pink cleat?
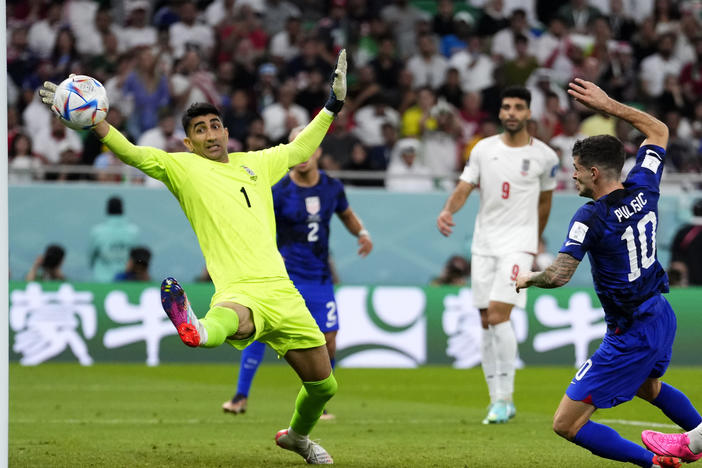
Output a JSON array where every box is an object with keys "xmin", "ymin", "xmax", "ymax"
[{"xmin": 643, "ymin": 430, "xmax": 702, "ymax": 463}]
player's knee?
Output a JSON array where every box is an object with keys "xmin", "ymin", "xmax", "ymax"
[{"xmin": 552, "ymin": 415, "xmax": 576, "ymax": 440}]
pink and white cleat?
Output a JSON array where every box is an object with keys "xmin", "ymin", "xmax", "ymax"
[
  {"xmin": 275, "ymin": 429, "xmax": 333, "ymax": 464},
  {"xmin": 642, "ymin": 430, "xmax": 702, "ymax": 463}
]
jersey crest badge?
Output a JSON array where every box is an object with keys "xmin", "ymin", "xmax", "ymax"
[
  {"xmin": 305, "ymin": 196, "xmax": 321, "ymax": 215},
  {"xmin": 520, "ymin": 159, "xmax": 530, "ymax": 176},
  {"xmin": 240, "ymin": 165, "xmax": 257, "ymax": 181}
]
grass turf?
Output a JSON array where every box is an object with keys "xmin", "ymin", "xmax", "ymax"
[{"xmin": 9, "ymin": 364, "xmax": 702, "ymax": 467}]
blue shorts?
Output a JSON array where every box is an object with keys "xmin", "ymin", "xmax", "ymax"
[
  {"xmin": 566, "ymin": 294, "xmax": 676, "ymax": 409},
  {"xmin": 293, "ymin": 281, "xmax": 338, "ymax": 333}
]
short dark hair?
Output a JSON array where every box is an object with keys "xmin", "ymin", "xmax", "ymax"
[
  {"xmin": 107, "ymin": 196, "xmax": 123, "ymax": 215},
  {"xmin": 182, "ymin": 102, "xmax": 222, "ymax": 135},
  {"xmin": 130, "ymin": 247, "xmax": 151, "ymax": 266},
  {"xmin": 500, "ymin": 86, "xmax": 531, "ymax": 107},
  {"xmin": 42, "ymin": 244, "xmax": 65, "ymax": 269},
  {"xmin": 572, "ymin": 135, "xmax": 625, "ymax": 177}
]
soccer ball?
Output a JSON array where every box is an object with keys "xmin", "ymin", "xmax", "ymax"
[{"xmin": 52, "ymin": 75, "xmax": 109, "ymax": 130}]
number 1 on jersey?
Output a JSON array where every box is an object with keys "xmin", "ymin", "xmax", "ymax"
[{"xmin": 240, "ymin": 187, "xmax": 251, "ymax": 207}]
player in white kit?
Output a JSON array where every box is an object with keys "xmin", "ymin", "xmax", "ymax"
[{"xmin": 437, "ymin": 86, "xmax": 559, "ymax": 424}]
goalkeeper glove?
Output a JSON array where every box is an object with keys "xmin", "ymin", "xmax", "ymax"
[
  {"xmin": 38, "ymin": 81, "xmax": 58, "ymax": 111},
  {"xmin": 324, "ymin": 49, "xmax": 347, "ymax": 114}
]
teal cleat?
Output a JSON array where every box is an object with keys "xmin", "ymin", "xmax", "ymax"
[
  {"xmin": 507, "ymin": 402, "xmax": 516, "ymax": 420},
  {"xmin": 482, "ymin": 400, "xmax": 509, "ymax": 424}
]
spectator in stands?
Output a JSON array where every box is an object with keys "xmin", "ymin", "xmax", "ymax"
[
  {"xmin": 89, "ymin": 196, "xmax": 141, "ymax": 283},
  {"xmin": 664, "ymin": 109, "xmax": 699, "ymax": 172},
  {"xmin": 601, "ymin": 41, "xmax": 638, "ymax": 103},
  {"xmin": 369, "ymin": 36, "xmax": 403, "ymax": 93},
  {"xmin": 261, "ymin": 0, "xmax": 301, "ymax": 37},
  {"xmin": 286, "ymin": 37, "xmax": 333, "ymax": 84},
  {"xmin": 346, "ymin": 64, "xmax": 382, "ymax": 113},
  {"xmin": 171, "ymin": 49, "xmax": 218, "ymax": 117},
  {"xmin": 122, "ymin": 46, "xmax": 171, "ymax": 137},
  {"xmin": 458, "ymin": 91, "xmax": 489, "ymax": 141},
  {"xmin": 50, "ymin": 28, "xmax": 80, "ymax": 82},
  {"xmin": 368, "ymin": 121, "xmax": 399, "ymax": 171},
  {"xmin": 549, "ymin": 110, "xmax": 586, "ymax": 178},
  {"xmin": 401, "ymin": 86, "xmax": 437, "ymax": 138},
  {"xmin": 385, "ymin": 138, "xmax": 433, "ymax": 192},
  {"xmin": 8, "ymin": 26, "xmax": 38, "ymax": 90},
  {"xmin": 449, "ymin": 35, "xmax": 496, "ymax": 95},
  {"xmin": 9, "ymin": 133, "xmax": 44, "ymax": 184},
  {"xmin": 320, "ymin": 110, "xmax": 360, "ymax": 171},
  {"xmin": 34, "ymin": 117, "xmax": 82, "ymax": 168},
  {"xmin": 342, "ymin": 142, "xmax": 383, "ymax": 187},
  {"xmin": 120, "ymin": 0, "xmax": 157, "ymax": 50},
  {"xmin": 222, "ymin": 89, "xmax": 258, "ymax": 146},
  {"xmin": 26, "ymin": 244, "xmax": 66, "ymax": 281},
  {"xmin": 437, "ymin": 67, "xmax": 463, "ymax": 109},
  {"xmin": 670, "ymin": 198, "xmax": 702, "ymax": 286},
  {"xmin": 606, "ymin": 0, "xmax": 637, "ymax": 41},
  {"xmin": 491, "ymin": 9, "xmax": 535, "ymax": 63},
  {"xmin": 380, "ymin": 0, "xmax": 428, "ymax": 59},
  {"xmin": 421, "ymin": 100, "xmax": 461, "ymax": 189},
  {"xmin": 269, "ymin": 15, "xmax": 303, "ymax": 67},
  {"xmin": 557, "ymin": 0, "xmax": 601, "ymax": 34},
  {"xmin": 27, "ymin": 1, "xmax": 63, "ymax": 59},
  {"xmin": 169, "ymin": 1, "xmax": 215, "ymax": 60},
  {"xmin": 476, "ymin": 0, "xmax": 509, "ymax": 38},
  {"xmin": 262, "ymin": 79, "xmax": 309, "ymax": 144},
  {"xmin": 406, "ymin": 32, "xmax": 448, "ymax": 90},
  {"xmin": 115, "ymin": 246, "xmax": 152, "ymax": 282},
  {"xmin": 353, "ymin": 94, "xmax": 401, "ymax": 147},
  {"xmin": 680, "ymin": 35, "xmax": 702, "ymax": 106},
  {"xmin": 74, "ymin": 5, "xmax": 119, "ymax": 57},
  {"xmin": 431, "ymin": 254, "xmax": 470, "ymax": 286},
  {"xmin": 497, "ymin": 33, "xmax": 539, "ymax": 88},
  {"xmin": 137, "ymin": 110, "xmax": 186, "ymax": 153},
  {"xmin": 640, "ymin": 31, "xmax": 682, "ymax": 100},
  {"xmin": 295, "ymin": 69, "xmax": 328, "ymax": 116}
]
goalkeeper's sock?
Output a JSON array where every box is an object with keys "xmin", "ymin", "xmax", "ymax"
[
  {"xmin": 236, "ymin": 340, "xmax": 266, "ymax": 397},
  {"xmin": 289, "ymin": 373, "xmax": 338, "ymax": 436},
  {"xmin": 574, "ymin": 420, "xmax": 655, "ymax": 466},
  {"xmin": 200, "ymin": 305, "xmax": 240, "ymax": 348},
  {"xmin": 651, "ymin": 383, "xmax": 702, "ymax": 431},
  {"xmin": 480, "ymin": 327, "xmax": 498, "ymax": 404},
  {"xmin": 492, "ymin": 321, "xmax": 517, "ymax": 402}
]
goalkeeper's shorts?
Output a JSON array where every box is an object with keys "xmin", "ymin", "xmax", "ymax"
[{"xmin": 211, "ymin": 278, "xmax": 326, "ymax": 357}]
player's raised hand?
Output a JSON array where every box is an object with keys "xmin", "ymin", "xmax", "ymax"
[
  {"xmin": 324, "ymin": 49, "xmax": 347, "ymax": 113},
  {"xmin": 38, "ymin": 81, "xmax": 58, "ymax": 109},
  {"xmin": 437, "ymin": 210, "xmax": 455, "ymax": 237},
  {"xmin": 357, "ymin": 232, "xmax": 373, "ymax": 257},
  {"xmin": 567, "ymin": 78, "xmax": 612, "ymax": 113}
]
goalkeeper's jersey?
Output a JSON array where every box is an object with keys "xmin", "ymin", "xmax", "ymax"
[{"xmin": 101, "ymin": 111, "xmax": 333, "ymax": 293}]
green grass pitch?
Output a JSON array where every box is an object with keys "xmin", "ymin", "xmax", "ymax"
[{"xmin": 9, "ymin": 364, "xmax": 702, "ymax": 467}]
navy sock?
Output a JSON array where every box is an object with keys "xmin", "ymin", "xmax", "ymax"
[
  {"xmin": 236, "ymin": 340, "xmax": 266, "ymax": 397},
  {"xmin": 574, "ymin": 420, "xmax": 654, "ymax": 467},
  {"xmin": 651, "ymin": 383, "xmax": 702, "ymax": 431},
  {"xmin": 330, "ymin": 357, "xmax": 335, "ymax": 371}
]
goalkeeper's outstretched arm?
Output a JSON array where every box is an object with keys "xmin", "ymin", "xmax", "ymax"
[
  {"xmin": 286, "ymin": 49, "xmax": 347, "ymax": 168},
  {"xmin": 40, "ymin": 81, "xmax": 155, "ymax": 167}
]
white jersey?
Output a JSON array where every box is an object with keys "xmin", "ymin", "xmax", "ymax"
[{"xmin": 460, "ymin": 134, "xmax": 559, "ymax": 256}]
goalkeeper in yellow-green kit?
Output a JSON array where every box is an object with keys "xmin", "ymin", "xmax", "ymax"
[{"xmin": 39, "ymin": 50, "xmax": 349, "ymax": 465}]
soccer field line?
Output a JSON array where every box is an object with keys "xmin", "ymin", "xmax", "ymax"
[
  {"xmin": 11, "ymin": 417, "xmax": 468, "ymax": 425},
  {"xmin": 597, "ymin": 419, "xmax": 679, "ymax": 429}
]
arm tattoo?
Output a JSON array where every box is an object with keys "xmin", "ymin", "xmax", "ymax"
[{"xmin": 529, "ymin": 253, "xmax": 580, "ymax": 289}]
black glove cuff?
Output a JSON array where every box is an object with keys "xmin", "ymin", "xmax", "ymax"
[{"xmin": 324, "ymin": 89, "xmax": 344, "ymax": 113}]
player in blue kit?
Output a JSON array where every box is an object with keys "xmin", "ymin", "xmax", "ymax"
[
  {"xmin": 516, "ymin": 78, "xmax": 701, "ymax": 468},
  {"xmin": 222, "ymin": 126, "xmax": 373, "ymax": 416}
]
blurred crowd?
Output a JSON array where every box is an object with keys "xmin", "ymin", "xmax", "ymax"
[{"xmin": 6, "ymin": 0, "xmax": 702, "ymax": 190}]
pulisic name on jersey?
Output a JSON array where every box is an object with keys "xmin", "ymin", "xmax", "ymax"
[{"xmin": 614, "ymin": 192, "xmax": 647, "ymax": 223}]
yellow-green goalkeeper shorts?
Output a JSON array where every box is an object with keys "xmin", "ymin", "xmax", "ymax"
[{"xmin": 210, "ymin": 278, "xmax": 325, "ymax": 357}]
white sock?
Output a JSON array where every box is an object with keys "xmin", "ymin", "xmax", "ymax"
[
  {"xmin": 187, "ymin": 303, "xmax": 208, "ymax": 345},
  {"xmin": 688, "ymin": 423, "xmax": 702, "ymax": 453},
  {"xmin": 480, "ymin": 327, "xmax": 498, "ymax": 404},
  {"xmin": 492, "ymin": 321, "xmax": 517, "ymax": 402},
  {"xmin": 287, "ymin": 427, "xmax": 309, "ymax": 444}
]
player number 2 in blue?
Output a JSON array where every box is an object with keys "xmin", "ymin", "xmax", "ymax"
[
  {"xmin": 307, "ymin": 222, "xmax": 319, "ymax": 242},
  {"xmin": 620, "ymin": 211, "xmax": 657, "ymax": 282},
  {"xmin": 325, "ymin": 301, "xmax": 337, "ymax": 328}
]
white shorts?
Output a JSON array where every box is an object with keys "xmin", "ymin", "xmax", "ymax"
[{"xmin": 471, "ymin": 252, "xmax": 533, "ymax": 309}]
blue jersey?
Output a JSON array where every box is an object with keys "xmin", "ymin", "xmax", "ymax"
[
  {"xmin": 273, "ymin": 171, "xmax": 349, "ymax": 284},
  {"xmin": 559, "ymin": 145, "xmax": 669, "ymax": 330}
]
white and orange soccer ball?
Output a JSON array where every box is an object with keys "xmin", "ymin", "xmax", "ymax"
[{"xmin": 51, "ymin": 75, "xmax": 109, "ymax": 130}]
